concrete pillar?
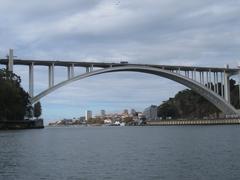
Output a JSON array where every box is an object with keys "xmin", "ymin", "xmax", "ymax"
[
  {"xmin": 206, "ymin": 71, "xmax": 209, "ymax": 87},
  {"xmin": 48, "ymin": 64, "xmax": 54, "ymax": 87},
  {"xmin": 202, "ymin": 72, "xmax": 204, "ymax": 85},
  {"xmin": 194, "ymin": 69, "xmax": 196, "ymax": 80},
  {"xmin": 8, "ymin": 49, "xmax": 14, "ymax": 72},
  {"xmin": 48, "ymin": 66, "xmax": 52, "ymax": 88},
  {"xmin": 216, "ymin": 72, "xmax": 219, "ymax": 94},
  {"xmin": 67, "ymin": 66, "xmax": 71, "ymax": 80},
  {"xmin": 90, "ymin": 64, "xmax": 94, "ymax": 72},
  {"xmin": 86, "ymin": 67, "xmax": 90, "ymax": 73},
  {"xmin": 221, "ymin": 72, "xmax": 224, "ymax": 98},
  {"xmin": 71, "ymin": 64, "xmax": 74, "ymax": 78},
  {"xmin": 224, "ymin": 71, "xmax": 230, "ymax": 102},
  {"xmin": 52, "ymin": 64, "xmax": 55, "ymax": 86},
  {"xmin": 29, "ymin": 63, "xmax": 34, "ymax": 97},
  {"xmin": 209, "ymin": 70, "xmax": 212, "ymax": 89},
  {"xmin": 200, "ymin": 72, "xmax": 202, "ymax": 84},
  {"xmin": 214, "ymin": 72, "xmax": 217, "ymax": 93}
]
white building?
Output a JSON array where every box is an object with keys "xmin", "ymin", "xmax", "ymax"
[
  {"xmin": 85, "ymin": 110, "xmax": 92, "ymax": 121},
  {"xmin": 104, "ymin": 119, "xmax": 112, "ymax": 124}
]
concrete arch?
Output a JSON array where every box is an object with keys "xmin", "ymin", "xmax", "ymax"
[{"xmin": 31, "ymin": 65, "xmax": 239, "ymax": 115}]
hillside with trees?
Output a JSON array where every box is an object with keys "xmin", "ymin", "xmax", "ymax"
[
  {"xmin": 0, "ymin": 69, "xmax": 32, "ymax": 121},
  {"xmin": 158, "ymin": 79, "xmax": 239, "ymax": 119}
]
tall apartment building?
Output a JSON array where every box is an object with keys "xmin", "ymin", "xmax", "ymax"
[{"xmin": 85, "ymin": 110, "xmax": 92, "ymax": 121}]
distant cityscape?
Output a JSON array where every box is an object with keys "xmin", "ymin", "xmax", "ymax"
[{"xmin": 49, "ymin": 105, "xmax": 161, "ymax": 126}]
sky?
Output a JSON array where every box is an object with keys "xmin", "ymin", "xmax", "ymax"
[{"xmin": 0, "ymin": 0, "xmax": 240, "ymax": 123}]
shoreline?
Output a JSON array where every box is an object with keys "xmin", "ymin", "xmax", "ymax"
[
  {"xmin": 47, "ymin": 119, "xmax": 240, "ymax": 127},
  {"xmin": 0, "ymin": 119, "xmax": 44, "ymax": 130},
  {"xmin": 146, "ymin": 119, "xmax": 240, "ymax": 126}
]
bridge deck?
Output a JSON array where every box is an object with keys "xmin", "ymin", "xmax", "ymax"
[{"xmin": 0, "ymin": 59, "xmax": 238, "ymax": 73}]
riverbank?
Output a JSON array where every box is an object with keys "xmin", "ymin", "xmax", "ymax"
[
  {"xmin": 0, "ymin": 119, "xmax": 44, "ymax": 130},
  {"xmin": 146, "ymin": 119, "xmax": 240, "ymax": 126}
]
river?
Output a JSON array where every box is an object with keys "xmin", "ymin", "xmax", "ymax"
[{"xmin": 0, "ymin": 125, "xmax": 240, "ymax": 180}]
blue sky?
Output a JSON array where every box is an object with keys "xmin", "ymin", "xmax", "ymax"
[{"xmin": 0, "ymin": 0, "xmax": 240, "ymax": 122}]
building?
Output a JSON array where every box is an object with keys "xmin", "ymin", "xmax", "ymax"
[
  {"xmin": 130, "ymin": 109, "xmax": 136, "ymax": 116},
  {"xmin": 143, "ymin": 105, "xmax": 158, "ymax": 121},
  {"xmin": 123, "ymin": 109, "xmax": 128, "ymax": 115},
  {"xmin": 85, "ymin": 110, "xmax": 92, "ymax": 121},
  {"xmin": 101, "ymin": 110, "xmax": 106, "ymax": 117}
]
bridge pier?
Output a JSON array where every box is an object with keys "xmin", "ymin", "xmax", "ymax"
[
  {"xmin": 221, "ymin": 72, "xmax": 224, "ymax": 97},
  {"xmin": 213, "ymin": 72, "xmax": 217, "ymax": 93},
  {"xmin": 224, "ymin": 71, "xmax": 230, "ymax": 103},
  {"xmin": 29, "ymin": 63, "xmax": 34, "ymax": 97},
  {"xmin": 71, "ymin": 64, "xmax": 74, "ymax": 78},
  {"xmin": 209, "ymin": 70, "xmax": 212, "ymax": 89},
  {"xmin": 193, "ymin": 69, "xmax": 196, "ymax": 80},
  {"xmin": 7, "ymin": 49, "xmax": 14, "ymax": 72},
  {"xmin": 216, "ymin": 72, "xmax": 219, "ymax": 94},
  {"xmin": 206, "ymin": 71, "xmax": 209, "ymax": 87},
  {"xmin": 48, "ymin": 64, "xmax": 55, "ymax": 88},
  {"xmin": 67, "ymin": 66, "xmax": 71, "ymax": 80},
  {"xmin": 202, "ymin": 72, "xmax": 205, "ymax": 85},
  {"xmin": 86, "ymin": 67, "xmax": 90, "ymax": 73}
]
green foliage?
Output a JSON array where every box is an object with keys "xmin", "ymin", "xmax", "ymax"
[
  {"xmin": 158, "ymin": 79, "xmax": 240, "ymax": 119},
  {"xmin": 34, "ymin": 102, "xmax": 42, "ymax": 119},
  {"xmin": 0, "ymin": 69, "xmax": 31, "ymax": 121}
]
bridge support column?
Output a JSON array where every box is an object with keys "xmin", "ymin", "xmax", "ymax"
[
  {"xmin": 209, "ymin": 70, "xmax": 212, "ymax": 90},
  {"xmin": 202, "ymin": 72, "xmax": 205, "ymax": 85},
  {"xmin": 206, "ymin": 71, "xmax": 209, "ymax": 87},
  {"xmin": 199, "ymin": 72, "xmax": 202, "ymax": 84},
  {"xmin": 71, "ymin": 64, "xmax": 74, "ymax": 78},
  {"xmin": 48, "ymin": 64, "xmax": 54, "ymax": 88},
  {"xmin": 29, "ymin": 63, "xmax": 34, "ymax": 97},
  {"xmin": 221, "ymin": 72, "xmax": 224, "ymax": 98},
  {"xmin": 67, "ymin": 66, "xmax": 71, "ymax": 80},
  {"xmin": 213, "ymin": 72, "xmax": 216, "ymax": 93},
  {"xmin": 224, "ymin": 71, "xmax": 230, "ymax": 103},
  {"xmin": 216, "ymin": 72, "xmax": 219, "ymax": 94},
  {"xmin": 86, "ymin": 67, "xmax": 90, "ymax": 73},
  {"xmin": 8, "ymin": 49, "xmax": 14, "ymax": 72}
]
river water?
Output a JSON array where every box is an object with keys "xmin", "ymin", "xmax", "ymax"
[{"xmin": 0, "ymin": 125, "xmax": 240, "ymax": 180}]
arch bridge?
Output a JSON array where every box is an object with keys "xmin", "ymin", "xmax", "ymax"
[{"xmin": 1, "ymin": 49, "xmax": 240, "ymax": 115}]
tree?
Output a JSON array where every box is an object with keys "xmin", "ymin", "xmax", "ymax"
[
  {"xmin": 158, "ymin": 88, "xmax": 222, "ymax": 119},
  {"xmin": 34, "ymin": 102, "xmax": 42, "ymax": 119},
  {"xmin": 0, "ymin": 69, "xmax": 32, "ymax": 121}
]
